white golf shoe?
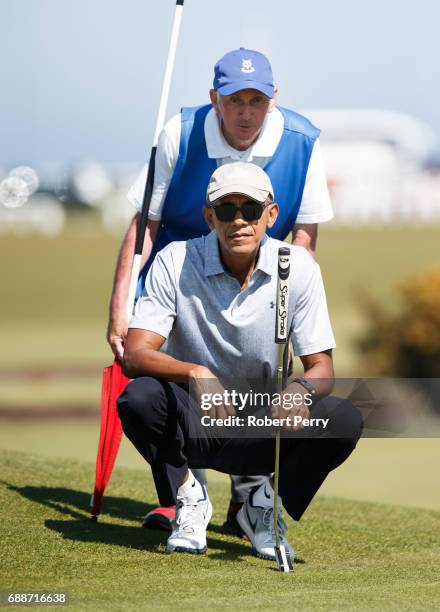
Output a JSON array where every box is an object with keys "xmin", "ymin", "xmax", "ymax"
[
  {"xmin": 166, "ymin": 484, "xmax": 212, "ymax": 554},
  {"xmin": 237, "ymin": 483, "xmax": 295, "ymax": 562}
]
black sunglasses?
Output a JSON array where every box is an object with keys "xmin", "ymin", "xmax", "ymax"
[{"xmin": 209, "ymin": 199, "xmax": 269, "ymax": 222}]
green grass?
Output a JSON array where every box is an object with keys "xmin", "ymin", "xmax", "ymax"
[
  {"xmin": 2, "ymin": 222, "xmax": 439, "ymax": 609},
  {"xmin": 1, "ymin": 449, "xmax": 439, "ymax": 611},
  {"xmin": 0, "ymin": 322, "xmax": 109, "ymax": 370},
  {"xmin": 0, "ymin": 422, "xmax": 439, "ymax": 512},
  {"xmin": 0, "ymin": 376, "xmax": 101, "ymax": 408},
  {"xmin": 319, "ymin": 224, "xmax": 440, "ymax": 310},
  {"xmin": 318, "ymin": 225, "xmax": 440, "ymax": 375},
  {"xmin": 1, "ymin": 217, "xmax": 118, "ymax": 323},
  {"xmin": 3, "ymin": 222, "xmax": 438, "ymax": 325}
]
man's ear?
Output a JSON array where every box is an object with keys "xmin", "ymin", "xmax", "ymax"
[
  {"xmin": 209, "ymin": 89, "xmax": 221, "ymax": 115},
  {"xmin": 268, "ymin": 86, "xmax": 279, "ymax": 113},
  {"xmin": 203, "ymin": 205, "xmax": 215, "ymax": 230},
  {"xmin": 266, "ymin": 203, "xmax": 279, "ymax": 228}
]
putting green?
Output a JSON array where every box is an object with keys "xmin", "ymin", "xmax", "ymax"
[
  {"xmin": 1, "ymin": 449, "xmax": 439, "ymax": 611},
  {"xmin": 0, "ymin": 422, "xmax": 438, "ymax": 511}
]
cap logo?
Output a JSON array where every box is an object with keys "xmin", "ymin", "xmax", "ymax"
[{"xmin": 241, "ymin": 59, "xmax": 255, "ymax": 74}]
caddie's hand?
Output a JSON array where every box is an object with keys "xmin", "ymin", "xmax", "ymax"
[
  {"xmin": 189, "ymin": 365, "xmax": 236, "ymax": 419},
  {"xmin": 271, "ymin": 382, "xmax": 311, "ymax": 430},
  {"xmin": 106, "ymin": 315, "xmax": 129, "ymax": 361}
]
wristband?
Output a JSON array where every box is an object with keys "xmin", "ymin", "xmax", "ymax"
[{"xmin": 292, "ymin": 377, "xmax": 317, "ymax": 399}]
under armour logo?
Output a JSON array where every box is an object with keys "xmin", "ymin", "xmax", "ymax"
[
  {"xmin": 270, "ymin": 301, "xmax": 275, "ymax": 308},
  {"xmin": 241, "ymin": 59, "xmax": 255, "ymax": 74}
]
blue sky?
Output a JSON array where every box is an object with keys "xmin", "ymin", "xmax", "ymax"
[{"xmin": 1, "ymin": 0, "xmax": 439, "ymax": 168}]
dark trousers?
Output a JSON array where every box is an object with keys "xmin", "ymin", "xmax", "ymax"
[{"xmin": 117, "ymin": 377, "xmax": 363, "ymax": 521}]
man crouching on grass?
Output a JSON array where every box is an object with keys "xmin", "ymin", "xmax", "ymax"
[{"xmin": 117, "ymin": 162, "xmax": 362, "ymax": 560}]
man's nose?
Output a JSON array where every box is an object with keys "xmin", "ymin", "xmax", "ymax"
[
  {"xmin": 231, "ymin": 209, "xmax": 248, "ymax": 223},
  {"xmin": 239, "ymin": 103, "xmax": 252, "ymax": 119}
]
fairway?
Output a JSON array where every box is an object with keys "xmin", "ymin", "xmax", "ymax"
[
  {"xmin": 1, "ymin": 223, "xmax": 439, "ymax": 377},
  {"xmin": 1, "ymin": 449, "xmax": 439, "ymax": 611}
]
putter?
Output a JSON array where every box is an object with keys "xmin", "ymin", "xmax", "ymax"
[{"xmin": 273, "ymin": 246, "xmax": 294, "ymax": 573}]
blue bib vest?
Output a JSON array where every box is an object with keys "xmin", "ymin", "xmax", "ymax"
[{"xmin": 136, "ymin": 104, "xmax": 320, "ymax": 299}]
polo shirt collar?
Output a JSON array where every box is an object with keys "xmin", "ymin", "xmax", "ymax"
[
  {"xmin": 254, "ymin": 235, "xmax": 274, "ymax": 277},
  {"xmin": 204, "ymin": 231, "xmax": 273, "ymax": 278},
  {"xmin": 204, "ymin": 107, "xmax": 283, "ymax": 161},
  {"xmin": 204, "ymin": 230, "xmax": 225, "ymax": 277}
]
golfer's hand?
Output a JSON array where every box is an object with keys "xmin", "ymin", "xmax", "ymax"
[
  {"xmin": 271, "ymin": 382, "xmax": 310, "ymax": 430},
  {"xmin": 107, "ymin": 315, "xmax": 128, "ymax": 361},
  {"xmin": 189, "ymin": 366, "xmax": 235, "ymax": 419}
]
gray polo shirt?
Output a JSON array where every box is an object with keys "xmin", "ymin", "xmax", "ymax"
[{"xmin": 130, "ymin": 231, "xmax": 335, "ymax": 380}]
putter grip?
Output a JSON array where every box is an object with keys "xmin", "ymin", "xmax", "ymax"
[{"xmin": 275, "ymin": 247, "xmax": 290, "ymax": 344}]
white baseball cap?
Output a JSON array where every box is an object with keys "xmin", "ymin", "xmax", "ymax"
[{"xmin": 206, "ymin": 162, "xmax": 274, "ymax": 203}]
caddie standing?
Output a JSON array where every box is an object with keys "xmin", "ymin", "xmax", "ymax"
[{"xmin": 107, "ymin": 48, "xmax": 334, "ymax": 534}]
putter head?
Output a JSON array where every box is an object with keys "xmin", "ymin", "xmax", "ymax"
[{"xmin": 275, "ymin": 545, "xmax": 294, "ymax": 573}]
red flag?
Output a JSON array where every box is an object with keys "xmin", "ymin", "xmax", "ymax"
[{"xmin": 91, "ymin": 359, "xmax": 130, "ymax": 519}]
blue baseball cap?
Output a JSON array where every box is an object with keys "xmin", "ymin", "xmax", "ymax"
[{"xmin": 213, "ymin": 48, "xmax": 275, "ymax": 98}]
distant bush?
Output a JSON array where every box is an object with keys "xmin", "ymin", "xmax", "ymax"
[{"xmin": 356, "ymin": 268, "xmax": 440, "ymax": 377}]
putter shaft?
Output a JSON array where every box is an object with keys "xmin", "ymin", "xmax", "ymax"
[
  {"xmin": 273, "ymin": 344, "xmax": 284, "ymax": 551},
  {"xmin": 273, "ymin": 247, "xmax": 293, "ymax": 573}
]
